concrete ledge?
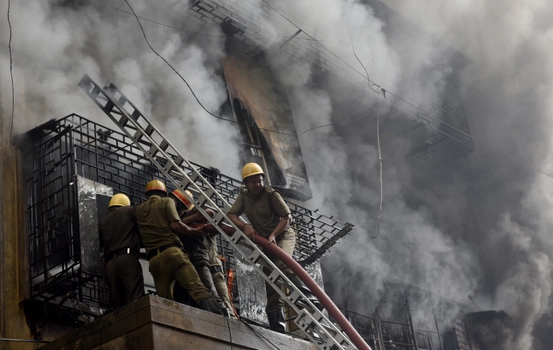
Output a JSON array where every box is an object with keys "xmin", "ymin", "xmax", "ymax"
[{"xmin": 39, "ymin": 295, "xmax": 317, "ymax": 350}]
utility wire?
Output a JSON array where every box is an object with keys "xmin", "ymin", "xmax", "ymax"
[
  {"xmin": 97, "ymin": 0, "xmax": 330, "ymax": 43},
  {"xmin": 241, "ymin": 320, "xmax": 280, "ymax": 350},
  {"xmin": 121, "ymin": 0, "xmax": 360, "ymax": 138},
  {"xmin": 123, "ymin": 0, "xmax": 553, "ymax": 181},
  {"xmin": 8, "ymin": 0, "xmax": 15, "ymax": 144},
  {"xmin": 123, "ymin": 0, "xmax": 296, "ymax": 137},
  {"xmin": 224, "ymin": 316, "xmax": 234, "ymax": 350},
  {"xmin": 348, "ymin": 29, "xmax": 385, "ymax": 238},
  {"xmin": 261, "ymin": 0, "xmax": 553, "ymax": 182},
  {"xmin": 373, "ymin": 89, "xmax": 383, "ymax": 239},
  {"xmin": 348, "ymin": 29, "xmax": 380, "ymax": 94}
]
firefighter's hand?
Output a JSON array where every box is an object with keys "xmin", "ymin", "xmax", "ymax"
[
  {"xmin": 243, "ymin": 224, "xmax": 255, "ymax": 239},
  {"xmin": 189, "ymin": 225, "xmax": 208, "ymax": 237},
  {"xmin": 267, "ymin": 234, "xmax": 276, "ymax": 245}
]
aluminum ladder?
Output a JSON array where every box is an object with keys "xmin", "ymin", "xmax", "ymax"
[{"xmin": 78, "ymin": 74, "xmax": 358, "ymax": 350}]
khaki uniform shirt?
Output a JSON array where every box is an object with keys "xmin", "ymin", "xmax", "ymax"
[
  {"xmin": 228, "ymin": 186, "xmax": 294, "ymax": 238},
  {"xmin": 99, "ymin": 206, "xmax": 140, "ymax": 256},
  {"xmin": 136, "ymin": 195, "xmax": 183, "ymax": 254}
]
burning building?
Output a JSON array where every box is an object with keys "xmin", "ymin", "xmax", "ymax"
[{"xmin": 1, "ymin": 0, "xmax": 540, "ymax": 349}]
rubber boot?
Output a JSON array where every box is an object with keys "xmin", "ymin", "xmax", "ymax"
[
  {"xmin": 221, "ymin": 307, "xmax": 231, "ymax": 318},
  {"xmin": 199, "ymin": 297, "xmax": 224, "ymax": 315},
  {"xmin": 267, "ymin": 310, "xmax": 286, "ymax": 333},
  {"xmin": 289, "ymin": 276, "xmax": 323, "ymax": 310}
]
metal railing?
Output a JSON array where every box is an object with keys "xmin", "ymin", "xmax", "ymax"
[{"xmin": 24, "ymin": 113, "xmax": 354, "ymax": 315}]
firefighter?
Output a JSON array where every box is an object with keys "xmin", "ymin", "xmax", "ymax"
[
  {"xmin": 99, "ymin": 193, "xmax": 145, "ymax": 309},
  {"xmin": 169, "ymin": 189, "xmax": 228, "ymax": 316},
  {"xmin": 136, "ymin": 179, "xmax": 222, "ymax": 315},
  {"xmin": 228, "ymin": 162, "xmax": 319, "ymax": 333},
  {"xmin": 205, "ymin": 233, "xmax": 239, "ymax": 319}
]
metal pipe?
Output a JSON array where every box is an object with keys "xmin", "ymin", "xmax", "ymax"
[{"xmin": 202, "ymin": 223, "xmax": 372, "ymax": 350}]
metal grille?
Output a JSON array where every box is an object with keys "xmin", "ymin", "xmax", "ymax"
[
  {"xmin": 339, "ymin": 309, "xmax": 445, "ymax": 350},
  {"xmin": 24, "ymin": 113, "xmax": 353, "ymax": 312}
]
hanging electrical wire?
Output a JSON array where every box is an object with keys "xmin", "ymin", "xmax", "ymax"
[
  {"xmin": 347, "ymin": 28, "xmax": 385, "ymax": 238},
  {"xmin": 373, "ymin": 89, "xmax": 384, "ymax": 239},
  {"xmin": 8, "ymin": 0, "xmax": 15, "ymax": 144},
  {"xmin": 120, "ymin": 0, "xmax": 553, "ymax": 181}
]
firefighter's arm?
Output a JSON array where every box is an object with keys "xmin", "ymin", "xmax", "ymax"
[
  {"xmin": 170, "ymin": 220, "xmax": 207, "ymax": 238},
  {"xmin": 228, "ymin": 213, "xmax": 255, "ymax": 239},
  {"xmin": 267, "ymin": 214, "xmax": 292, "ymax": 244},
  {"xmin": 182, "ymin": 208, "xmax": 214, "ymax": 225}
]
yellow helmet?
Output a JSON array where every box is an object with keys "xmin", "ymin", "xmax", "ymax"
[
  {"xmin": 145, "ymin": 179, "xmax": 167, "ymax": 194},
  {"xmin": 172, "ymin": 189, "xmax": 195, "ymax": 210},
  {"xmin": 109, "ymin": 193, "xmax": 131, "ymax": 208},
  {"xmin": 241, "ymin": 162, "xmax": 264, "ymax": 181}
]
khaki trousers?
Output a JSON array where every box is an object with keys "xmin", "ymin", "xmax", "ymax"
[
  {"xmin": 106, "ymin": 254, "xmax": 145, "ymax": 309},
  {"xmin": 212, "ymin": 270, "xmax": 237, "ymax": 317},
  {"xmin": 263, "ymin": 231, "xmax": 296, "ymax": 314},
  {"xmin": 148, "ymin": 247, "xmax": 211, "ymax": 303}
]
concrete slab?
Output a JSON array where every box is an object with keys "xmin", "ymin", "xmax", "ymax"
[{"xmin": 38, "ymin": 295, "xmax": 317, "ymax": 350}]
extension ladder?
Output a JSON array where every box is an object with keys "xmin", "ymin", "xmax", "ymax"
[{"xmin": 78, "ymin": 74, "xmax": 360, "ymax": 350}]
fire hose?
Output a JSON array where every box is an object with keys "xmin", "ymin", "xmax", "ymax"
[{"xmin": 197, "ymin": 223, "xmax": 371, "ymax": 350}]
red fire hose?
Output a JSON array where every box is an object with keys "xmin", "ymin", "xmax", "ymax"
[{"xmin": 198, "ymin": 223, "xmax": 371, "ymax": 350}]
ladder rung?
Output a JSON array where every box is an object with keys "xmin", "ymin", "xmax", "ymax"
[
  {"xmin": 174, "ymin": 155, "xmax": 184, "ymax": 168},
  {"xmin": 212, "ymin": 211, "xmax": 225, "ymax": 225},
  {"xmin": 267, "ymin": 268, "xmax": 281, "ymax": 283},
  {"xmin": 131, "ymin": 109, "xmax": 141, "ymax": 122},
  {"xmin": 164, "ymin": 160, "xmax": 175, "ymax": 173},
  {"xmin": 248, "ymin": 249, "xmax": 262, "ymax": 264},
  {"xmin": 178, "ymin": 179, "xmax": 192, "ymax": 189},
  {"xmin": 145, "ymin": 125, "xmax": 155, "ymax": 137},
  {"xmin": 287, "ymin": 289, "xmax": 302, "ymax": 304},
  {"xmin": 132, "ymin": 129, "xmax": 143, "ymax": 143}
]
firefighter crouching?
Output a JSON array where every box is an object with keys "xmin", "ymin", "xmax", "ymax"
[
  {"xmin": 169, "ymin": 189, "xmax": 228, "ymax": 317},
  {"xmin": 228, "ymin": 162, "xmax": 320, "ymax": 333},
  {"xmin": 99, "ymin": 193, "xmax": 145, "ymax": 309},
  {"xmin": 136, "ymin": 179, "xmax": 222, "ymax": 315}
]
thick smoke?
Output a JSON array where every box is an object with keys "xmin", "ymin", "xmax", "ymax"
[
  {"xmin": 246, "ymin": 0, "xmax": 553, "ymax": 349},
  {"xmin": 3, "ymin": 0, "xmax": 553, "ymax": 349},
  {"xmin": 0, "ymin": 0, "xmax": 241, "ymax": 175}
]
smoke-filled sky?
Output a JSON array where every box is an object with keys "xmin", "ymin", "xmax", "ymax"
[{"xmin": 2, "ymin": 0, "xmax": 553, "ymax": 349}]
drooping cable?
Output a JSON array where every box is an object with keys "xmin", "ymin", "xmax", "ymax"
[
  {"xmin": 96, "ymin": 0, "xmax": 326, "ymax": 43},
  {"xmin": 348, "ymin": 30, "xmax": 380, "ymax": 94},
  {"xmin": 122, "ymin": 0, "xmax": 297, "ymax": 136},
  {"xmin": 241, "ymin": 320, "xmax": 280, "ymax": 350},
  {"xmin": 373, "ymin": 89, "xmax": 383, "ymax": 239},
  {"xmin": 347, "ymin": 26, "xmax": 385, "ymax": 238},
  {"xmin": 224, "ymin": 316, "xmax": 234, "ymax": 350},
  {"xmin": 121, "ymin": 0, "xmax": 553, "ymax": 181},
  {"xmin": 7, "ymin": 0, "xmax": 15, "ymax": 144},
  {"xmin": 260, "ymin": 0, "xmax": 553, "ymax": 182}
]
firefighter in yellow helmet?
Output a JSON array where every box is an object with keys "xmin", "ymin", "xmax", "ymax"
[
  {"xmin": 228, "ymin": 162, "xmax": 313, "ymax": 332},
  {"xmin": 172, "ymin": 189, "xmax": 237, "ymax": 318},
  {"xmin": 136, "ymin": 180, "xmax": 222, "ymax": 315},
  {"xmin": 170, "ymin": 189, "xmax": 227, "ymax": 316},
  {"xmin": 99, "ymin": 193, "xmax": 145, "ymax": 309}
]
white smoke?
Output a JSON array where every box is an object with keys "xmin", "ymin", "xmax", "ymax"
[
  {"xmin": 3, "ymin": 0, "xmax": 553, "ymax": 348},
  {"xmin": 0, "ymin": 0, "xmax": 241, "ymax": 175},
  {"xmin": 242, "ymin": 0, "xmax": 553, "ymax": 348}
]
